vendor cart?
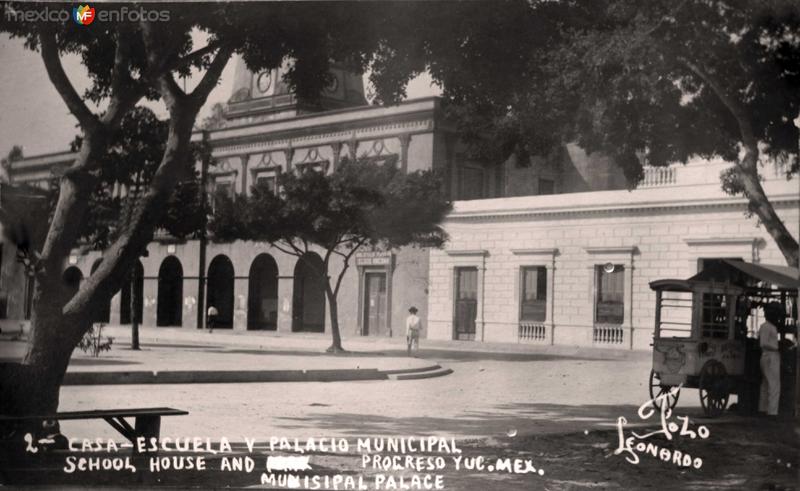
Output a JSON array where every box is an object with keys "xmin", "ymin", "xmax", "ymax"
[{"xmin": 649, "ymin": 259, "xmax": 798, "ymax": 417}]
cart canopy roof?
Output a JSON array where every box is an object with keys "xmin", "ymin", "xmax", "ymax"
[
  {"xmin": 650, "ymin": 260, "xmax": 800, "ymax": 291},
  {"xmin": 690, "ymin": 259, "xmax": 799, "ymax": 289}
]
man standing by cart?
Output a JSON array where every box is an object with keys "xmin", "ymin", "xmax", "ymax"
[{"xmin": 759, "ymin": 303, "xmax": 783, "ymax": 417}]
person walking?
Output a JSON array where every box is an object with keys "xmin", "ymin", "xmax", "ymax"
[
  {"xmin": 207, "ymin": 304, "xmax": 218, "ymax": 333},
  {"xmin": 758, "ymin": 303, "xmax": 782, "ymax": 417},
  {"xmin": 406, "ymin": 306, "xmax": 421, "ymax": 356}
]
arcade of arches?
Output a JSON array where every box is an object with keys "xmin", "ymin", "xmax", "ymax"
[
  {"xmin": 207, "ymin": 255, "xmax": 235, "ymax": 329},
  {"xmin": 59, "ymin": 253, "xmax": 332, "ymax": 332},
  {"xmin": 292, "ymin": 253, "xmax": 326, "ymax": 333},
  {"xmin": 157, "ymin": 256, "xmax": 183, "ymax": 327},
  {"xmin": 248, "ymin": 254, "xmax": 278, "ymax": 330}
]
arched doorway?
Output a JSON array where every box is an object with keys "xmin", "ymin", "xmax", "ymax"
[
  {"xmin": 157, "ymin": 256, "xmax": 183, "ymax": 327},
  {"xmin": 90, "ymin": 259, "xmax": 111, "ymax": 324},
  {"xmin": 62, "ymin": 266, "xmax": 83, "ymax": 302},
  {"xmin": 248, "ymin": 254, "xmax": 278, "ymax": 330},
  {"xmin": 207, "ymin": 255, "xmax": 234, "ymax": 329},
  {"xmin": 120, "ymin": 260, "xmax": 144, "ymax": 325},
  {"xmin": 292, "ymin": 253, "xmax": 326, "ymax": 332}
]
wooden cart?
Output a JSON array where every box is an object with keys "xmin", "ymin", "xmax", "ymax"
[{"xmin": 648, "ymin": 260, "xmax": 798, "ymax": 417}]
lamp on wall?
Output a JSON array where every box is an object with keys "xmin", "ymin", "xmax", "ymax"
[{"xmin": 603, "ymin": 262, "xmax": 616, "ymax": 274}]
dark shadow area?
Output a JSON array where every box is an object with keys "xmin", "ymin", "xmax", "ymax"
[{"xmin": 272, "ymin": 403, "xmax": 653, "ymax": 437}]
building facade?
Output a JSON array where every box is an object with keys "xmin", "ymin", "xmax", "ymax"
[
  {"xmin": 1, "ymin": 59, "xmax": 798, "ymax": 350},
  {"xmin": 428, "ymin": 159, "xmax": 798, "ymax": 350}
]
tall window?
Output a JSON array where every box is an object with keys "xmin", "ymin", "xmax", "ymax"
[
  {"xmin": 538, "ymin": 178, "xmax": 555, "ymax": 195},
  {"xmin": 458, "ymin": 166, "xmax": 486, "ymax": 200},
  {"xmin": 595, "ymin": 264, "xmax": 624, "ymax": 325},
  {"xmin": 520, "ymin": 266, "xmax": 547, "ymax": 322},
  {"xmin": 212, "ymin": 179, "xmax": 234, "ymax": 211},
  {"xmin": 697, "ymin": 257, "xmax": 742, "ymax": 272},
  {"xmin": 255, "ymin": 173, "xmax": 277, "ymax": 194}
]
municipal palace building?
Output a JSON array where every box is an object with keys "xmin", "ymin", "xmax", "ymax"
[{"xmin": 1, "ymin": 60, "xmax": 798, "ymax": 350}]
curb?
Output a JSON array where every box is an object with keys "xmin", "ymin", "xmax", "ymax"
[
  {"xmin": 392, "ymin": 368, "xmax": 454, "ymax": 380},
  {"xmin": 62, "ymin": 364, "xmax": 453, "ymax": 385}
]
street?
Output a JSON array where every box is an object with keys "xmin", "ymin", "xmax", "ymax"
[{"xmin": 56, "ymin": 343, "xmax": 662, "ymax": 441}]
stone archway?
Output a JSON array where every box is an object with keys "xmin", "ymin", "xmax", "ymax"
[
  {"xmin": 248, "ymin": 254, "xmax": 278, "ymax": 330},
  {"xmin": 90, "ymin": 259, "xmax": 111, "ymax": 324},
  {"xmin": 157, "ymin": 256, "xmax": 183, "ymax": 327},
  {"xmin": 291, "ymin": 252, "xmax": 326, "ymax": 333},
  {"xmin": 120, "ymin": 260, "xmax": 144, "ymax": 325},
  {"xmin": 207, "ymin": 255, "xmax": 234, "ymax": 329},
  {"xmin": 62, "ymin": 266, "xmax": 83, "ymax": 301}
]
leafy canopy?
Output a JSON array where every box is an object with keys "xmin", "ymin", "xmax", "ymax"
[{"xmin": 210, "ymin": 157, "xmax": 451, "ymax": 253}]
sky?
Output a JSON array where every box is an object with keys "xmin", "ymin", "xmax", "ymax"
[{"xmin": 0, "ymin": 33, "xmax": 440, "ymax": 158}]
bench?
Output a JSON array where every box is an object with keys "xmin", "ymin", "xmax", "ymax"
[{"xmin": 0, "ymin": 407, "xmax": 188, "ymax": 444}]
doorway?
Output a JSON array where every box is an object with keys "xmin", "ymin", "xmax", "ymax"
[
  {"xmin": 453, "ymin": 267, "xmax": 478, "ymax": 340},
  {"xmin": 362, "ymin": 272, "xmax": 387, "ymax": 336}
]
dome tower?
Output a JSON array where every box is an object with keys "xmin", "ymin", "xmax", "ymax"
[{"xmin": 224, "ymin": 57, "xmax": 367, "ymax": 126}]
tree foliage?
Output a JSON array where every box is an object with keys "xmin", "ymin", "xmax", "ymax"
[
  {"xmin": 368, "ymin": 0, "xmax": 800, "ymax": 265},
  {"xmin": 57, "ymin": 107, "xmax": 208, "ymax": 250},
  {"xmin": 210, "ymin": 157, "xmax": 451, "ymax": 351}
]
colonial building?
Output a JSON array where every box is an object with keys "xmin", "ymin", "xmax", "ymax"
[
  {"xmin": 1, "ymin": 59, "xmax": 797, "ymax": 350},
  {"xmin": 429, "ymin": 159, "xmax": 798, "ymax": 350}
]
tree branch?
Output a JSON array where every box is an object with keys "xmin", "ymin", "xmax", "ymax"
[
  {"xmin": 171, "ymin": 41, "xmax": 223, "ymax": 72},
  {"xmin": 680, "ymin": 58, "xmax": 758, "ymax": 167},
  {"xmin": 39, "ymin": 29, "xmax": 99, "ymax": 133},
  {"xmin": 332, "ymin": 238, "xmax": 368, "ymax": 298},
  {"xmin": 111, "ymin": 27, "xmax": 133, "ymax": 95},
  {"xmin": 101, "ymin": 28, "xmax": 146, "ymax": 127},
  {"xmin": 189, "ymin": 46, "xmax": 234, "ymax": 106},
  {"xmin": 270, "ymin": 241, "xmax": 302, "ymax": 258}
]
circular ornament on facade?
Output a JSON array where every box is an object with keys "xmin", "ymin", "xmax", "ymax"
[
  {"xmin": 324, "ymin": 75, "xmax": 339, "ymax": 94},
  {"xmin": 603, "ymin": 262, "xmax": 616, "ymax": 273},
  {"xmin": 256, "ymin": 71, "xmax": 272, "ymax": 94}
]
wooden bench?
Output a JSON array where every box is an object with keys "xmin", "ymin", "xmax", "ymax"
[{"xmin": 0, "ymin": 407, "xmax": 188, "ymax": 444}]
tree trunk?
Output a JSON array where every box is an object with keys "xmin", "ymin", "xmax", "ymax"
[
  {"xmin": 1, "ymin": 286, "xmax": 90, "ymax": 422},
  {"xmin": 734, "ymin": 156, "xmax": 799, "ymax": 268},
  {"xmin": 324, "ymin": 287, "xmax": 345, "ymax": 353},
  {"xmin": 130, "ymin": 269, "xmax": 140, "ymax": 351}
]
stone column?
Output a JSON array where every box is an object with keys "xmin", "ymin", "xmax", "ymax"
[
  {"xmin": 399, "ymin": 134, "xmax": 411, "ymax": 173},
  {"xmin": 142, "ymin": 277, "xmax": 158, "ymax": 327},
  {"xmin": 182, "ymin": 278, "xmax": 200, "ymax": 329},
  {"xmin": 233, "ymin": 277, "xmax": 248, "ymax": 331},
  {"xmin": 276, "ymin": 275, "xmax": 295, "ymax": 332}
]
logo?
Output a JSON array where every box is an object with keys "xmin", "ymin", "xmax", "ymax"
[
  {"xmin": 73, "ymin": 4, "xmax": 95, "ymax": 25},
  {"xmin": 655, "ymin": 344, "xmax": 686, "ymax": 373}
]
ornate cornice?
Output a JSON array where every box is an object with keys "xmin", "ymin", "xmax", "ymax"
[
  {"xmin": 684, "ymin": 237, "xmax": 758, "ymax": 246},
  {"xmin": 446, "ymin": 194, "xmax": 799, "ymax": 222},
  {"xmin": 511, "ymin": 248, "xmax": 558, "ymax": 256},
  {"xmin": 445, "ymin": 249, "xmax": 488, "ymax": 257},
  {"xmin": 584, "ymin": 246, "xmax": 638, "ymax": 255}
]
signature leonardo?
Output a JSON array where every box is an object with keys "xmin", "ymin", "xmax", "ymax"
[{"xmin": 613, "ymin": 386, "xmax": 709, "ymax": 469}]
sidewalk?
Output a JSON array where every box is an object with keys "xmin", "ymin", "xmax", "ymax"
[
  {"xmin": 0, "ymin": 322, "xmax": 646, "ymax": 385},
  {"xmin": 97, "ymin": 323, "xmax": 650, "ymax": 361}
]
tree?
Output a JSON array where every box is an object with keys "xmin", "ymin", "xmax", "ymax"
[
  {"xmin": 393, "ymin": 0, "xmax": 800, "ymax": 267},
  {"xmin": 0, "ymin": 0, "xmax": 526, "ymax": 418},
  {"xmin": 210, "ymin": 157, "xmax": 451, "ymax": 352}
]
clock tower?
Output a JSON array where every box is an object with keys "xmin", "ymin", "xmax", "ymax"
[{"xmin": 225, "ymin": 56, "xmax": 367, "ymax": 126}]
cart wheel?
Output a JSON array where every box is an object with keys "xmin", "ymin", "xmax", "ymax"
[
  {"xmin": 649, "ymin": 370, "xmax": 679, "ymax": 411},
  {"xmin": 699, "ymin": 360, "xmax": 729, "ymax": 418}
]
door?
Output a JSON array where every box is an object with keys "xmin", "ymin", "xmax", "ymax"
[
  {"xmin": 454, "ymin": 267, "xmax": 478, "ymax": 340},
  {"xmin": 363, "ymin": 272, "xmax": 387, "ymax": 336}
]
